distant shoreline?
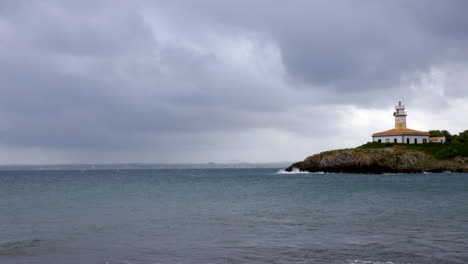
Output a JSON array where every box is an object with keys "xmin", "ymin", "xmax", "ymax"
[{"xmin": 0, "ymin": 162, "xmax": 292, "ymax": 171}]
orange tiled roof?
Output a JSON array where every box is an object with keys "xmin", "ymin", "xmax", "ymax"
[
  {"xmin": 429, "ymin": 137, "xmax": 444, "ymax": 140},
  {"xmin": 372, "ymin": 128, "xmax": 429, "ymax": 136}
]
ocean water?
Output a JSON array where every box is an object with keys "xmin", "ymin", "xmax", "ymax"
[{"xmin": 0, "ymin": 169, "xmax": 467, "ymax": 264}]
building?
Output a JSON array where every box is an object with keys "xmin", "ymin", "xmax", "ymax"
[
  {"xmin": 429, "ymin": 136, "xmax": 446, "ymax": 143},
  {"xmin": 372, "ymin": 102, "xmax": 429, "ymax": 144}
]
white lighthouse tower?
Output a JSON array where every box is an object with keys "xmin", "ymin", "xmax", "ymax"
[{"xmin": 393, "ymin": 101, "xmax": 407, "ymax": 129}]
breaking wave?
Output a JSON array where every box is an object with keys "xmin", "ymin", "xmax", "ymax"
[
  {"xmin": 276, "ymin": 168, "xmax": 325, "ymax": 174},
  {"xmin": 348, "ymin": 261, "xmax": 397, "ymax": 264}
]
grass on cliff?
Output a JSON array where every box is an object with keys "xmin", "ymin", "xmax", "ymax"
[{"xmin": 357, "ymin": 142, "xmax": 468, "ymax": 160}]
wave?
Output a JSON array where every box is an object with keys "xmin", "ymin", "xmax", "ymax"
[
  {"xmin": 348, "ymin": 260, "xmax": 400, "ymax": 264},
  {"xmin": 276, "ymin": 169, "xmax": 325, "ymax": 174},
  {"xmin": 0, "ymin": 238, "xmax": 43, "ymax": 255}
]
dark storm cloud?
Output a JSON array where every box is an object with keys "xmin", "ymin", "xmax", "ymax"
[
  {"xmin": 155, "ymin": 0, "xmax": 468, "ymax": 93},
  {"xmin": 0, "ymin": 0, "xmax": 467, "ymax": 163}
]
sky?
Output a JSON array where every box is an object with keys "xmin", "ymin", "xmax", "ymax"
[{"xmin": 0, "ymin": 0, "xmax": 467, "ymax": 164}]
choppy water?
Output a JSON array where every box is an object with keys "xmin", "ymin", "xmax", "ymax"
[{"xmin": 0, "ymin": 169, "xmax": 467, "ymax": 264}]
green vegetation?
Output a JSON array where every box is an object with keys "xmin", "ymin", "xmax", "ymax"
[
  {"xmin": 428, "ymin": 129, "xmax": 468, "ymax": 143},
  {"xmin": 452, "ymin": 130, "xmax": 468, "ymax": 144},
  {"xmin": 358, "ymin": 142, "xmax": 394, "ymax": 149},
  {"xmin": 405, "ymin": 143, "xmax": 467, "ymax": 159},
  {"xmin": 358, "ymin": 130, "xmax": 468, "ymax": 159}
]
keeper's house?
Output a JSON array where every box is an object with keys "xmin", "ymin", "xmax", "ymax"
[
  {"xmin": 429, "ymin": 136, "xmax": 446, "ymax": 143},
  {"xmin": 372, "ymin": 102, "xmax": 430, "ymax": 144}
]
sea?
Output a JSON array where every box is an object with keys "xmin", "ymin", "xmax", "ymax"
[{"xmin": 0, "ymin": 169, "xmax": 467, "ymax": 264}]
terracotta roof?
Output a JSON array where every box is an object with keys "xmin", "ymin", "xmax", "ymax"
[
  {"xmin": 372, "ymin": 128, "xmax": 429, "ymax": 136},
  {"xmin": 429, "ymin": 137, "xmax": 444, "ymax": 140}
]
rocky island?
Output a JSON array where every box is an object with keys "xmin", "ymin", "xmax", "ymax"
[
  {"xmin": 286, "ymin": 140, "xmax": 468, "ymax": 174},
  {"xmin": 286, "ymin": 102, "xmax": 468, "ymax": 174}
]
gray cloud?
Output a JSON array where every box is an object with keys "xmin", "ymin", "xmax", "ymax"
[
  {"xmin": 153, "ymin": 1, "xmax": 468, "ymax": 92},
  {"xmin": 0, "ymin": 0, "xmax": 467, "ymax": 163}
]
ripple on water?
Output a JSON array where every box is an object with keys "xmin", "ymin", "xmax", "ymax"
[{"xmin": 0, "ymin": 239, "xmax": 43, "ymax": 256}]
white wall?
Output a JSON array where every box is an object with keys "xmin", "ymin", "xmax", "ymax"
[
  {"xmin": 373, "ymin": 135, "xmax": 402, "ymax": 143},
  {"xmin": 373, "ymin": 135, "xmax": 429, "ymax": 144}
]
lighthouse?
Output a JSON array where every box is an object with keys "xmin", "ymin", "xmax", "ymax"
[
  {"xmin": 393, "ymin": 101, "xmax": 407, "ymax": 129},
  {"xmin": 371, "ymin": 101, "xmax": 429, "ymax": 144}
]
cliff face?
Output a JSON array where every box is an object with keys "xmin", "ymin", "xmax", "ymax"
[{"xmin": 286, "ymin": 147, "xmax": 468, "ymax": 173}]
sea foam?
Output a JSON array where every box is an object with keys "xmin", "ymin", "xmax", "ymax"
[{"xmin": 276, "ymin": 168, "xmax": 325, "ymax": 174}]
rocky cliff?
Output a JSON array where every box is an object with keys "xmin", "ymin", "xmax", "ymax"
[{"xmin": 286, "ymin": 146, "xmax": 468, "ymax": 173}]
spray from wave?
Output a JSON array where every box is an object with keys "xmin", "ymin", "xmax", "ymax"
[
  {"xmin": 348, "ymin": 260, "xmax": 400, "ymax": 264},
  {"xmin": 276, "ymin": 168, "xmax": 325, "ymax": 174}
]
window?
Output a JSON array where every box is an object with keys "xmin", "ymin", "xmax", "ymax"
[
  {"xmin": 385, "ymin": 139, "xmax": 390, "ymax": 143},
  {"xmin": 406, "ymin": 138, "xmax": 409, "ymax": 144},
  {"xmin": 378, "ymin": 139, "xmax": 381, "ymax": 143},
  {"xmin": 423, "ymin": 139, "xmax": 427, "ymax": 143},
  {"xmin": 414, "ymin": 138, "xmax": 417, "ymax": 144},
  {"xmin": 394, "ymin": 138, "xmax": 397, "ymax": 143}
]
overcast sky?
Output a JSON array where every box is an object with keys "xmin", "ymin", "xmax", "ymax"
[{"xmin": 0, "ymin": 0, "xmax": 467, "ymax": 164}]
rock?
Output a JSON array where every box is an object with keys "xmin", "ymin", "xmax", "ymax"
[
  {"xmin": 454, "ymin": 156, "xmax": 468, "ymax": 164},
  {"xmin": 285, "ymin": 147, "xmax": 468, "ymax": 174}
]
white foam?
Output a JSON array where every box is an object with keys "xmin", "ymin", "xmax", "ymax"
[
  {"xmin": 348, "ymin": 260, "xmax": 399, "ymax": 264},
  {"xmin": 276, "ymin": 168, "xmax": 325, "ymax": 174}
]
